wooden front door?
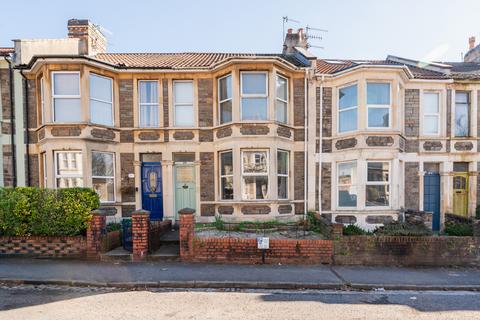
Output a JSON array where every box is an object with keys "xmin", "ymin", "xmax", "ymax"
[
  {"xmin": 174, "ymin": 164, "xmax": 196, "ymax": 221},
  {"xmin": 453, "ymin": 173, "xmax": 468, "ymax": 217},
  {"xmin": 141, "ymin": 162, "xmax": 164, "ymax": 220}
]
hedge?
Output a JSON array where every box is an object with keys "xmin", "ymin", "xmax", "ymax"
[{"xmin": 0, "ymin": 187, "xmax": 100, "ymax": 236}]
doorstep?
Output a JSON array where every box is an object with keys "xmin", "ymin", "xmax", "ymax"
[{"xmin": 100, "ymin": 247, "xmax": 132, "ymax": 262}]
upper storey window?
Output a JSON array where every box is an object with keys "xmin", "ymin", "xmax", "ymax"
[
  {"xmin": 218, "ymin": 74, "xmax": 232, "ymax": 124},
  {"xmin": 422, "ymin": 92, "xmax": 440, "ymax": 135},
  {"xmin": 241, "ymin": 72, "xmax": 268, "ymax": 121},
  {"xmin": 90, "ymin": 74, "xmax": 113, "ymax": 126},
  {"xmin": 174, "ymin": 81, "xmax": 194, "ymax": 127},
  {"xmin": 139, "ymin": 80, "xmax": 159, "ymax": 127},
  {"xmin": 455, "ymin": 92, "xmax": 470, "ymax": 137},
  {"xmin": 52, "ymin": 72, "xmax": 81, "ymax": 122},
  {"xmin": 338, "ymin": 84, "xmax": 357, "ymax": 133},
  {"xmin": 275, "ymin": 75, "xmax": 288, "ymax": 123},
  {"xmin": 367, "ymin": 83, "xmax": 390, "ymax": 128}
]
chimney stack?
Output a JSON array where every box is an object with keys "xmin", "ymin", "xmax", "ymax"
[
  {"xmin": 469, "ymin": 36, "xmax": 476, "ymax": 50},
  {"xmin": 283, "ymin": 28, "xmax": 308, "ymax": 55},
  {"xmin": 67, "ymin": 19, "xmax": 107, "ymax": 56}
]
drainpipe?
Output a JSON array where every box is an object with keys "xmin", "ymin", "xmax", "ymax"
[
  {"xmin": 303, "ymin": 69, "xmax": 308, "ymax": 220},
  {"xmin": 20, "ymin": 70, "xmax": 30, "ymax": 186},
  {"xmin": 318, "ymin": 75, "xmax": 324, "ymax": 215},
  {"xmin": 5, "ymin": 56, "xmax": 17, "ymax": 187}
]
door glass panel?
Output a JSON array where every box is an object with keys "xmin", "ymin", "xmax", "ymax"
[
  {"xmin": 424, "ymin": 163, "xmax": 440, "ymax": 173},
  {"xmin": 176, "ymin": 166, "xmax": 195, "ymax": 183},
  {"xmin": 141, "ymin": 153, "xmax": 162, "ymax": 163},
  {"xmin": 453, "ymin": 176, "xmax": 466, "ymax": 189},
  {"xmin": 453, "ymin": 162, "xmax": 469, "ymax": 172},
  {"xmin": 174, "ymin": 153, "xmax": 195, "ymax": 163}
]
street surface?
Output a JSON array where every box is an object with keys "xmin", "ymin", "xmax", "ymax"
[{"xmin": 1, "ymin": 285, "xmax": 480, "ymax": 320}]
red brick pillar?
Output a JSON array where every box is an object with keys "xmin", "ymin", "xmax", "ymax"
[
  {"xmin": 132, "ymin": 209, "xmax": 150, "ymax": 261},
  {"xmin": 86, "ymin": 209, "xmax": 106, "ymax": 259},
  {"xmin": 331, "ymin": 223, "xmax": 343, "ymax": 240},
  {"xmin": 179, "ymin": 208, "xmax": 195, "ymax": 260}
]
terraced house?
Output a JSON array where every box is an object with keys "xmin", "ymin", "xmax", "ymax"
[{"xmin": 1, "ymin": 19, "xmax": 479, "ymax": 230}]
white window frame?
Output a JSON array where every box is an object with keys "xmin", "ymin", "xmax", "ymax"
[
  {"xmin": 241, "ymin": 150, "xmax": 269, "ymax": 200},
  {"xmin": 91, "ymin": 151, "xmax": 116, "ymax": 203},
  {"xmin": 173, "ymin": 80, "xmax": 194, "ymax": 127},
  {"xmin": 421, "ymin": 91, "xmax": 440, "ymax": 136},
  {"xmin": 218, "ymin": 74, "xmax": 233, "ymax": 125},
  {"xmin": 138, "ymin": 80, "xmax": 159, "ymax": 128},
  {"xmin": 89, "ymin": 73, "xmax": 114, "ymax": 126},
  {"xmin": 366, "ymin": 82, "xmax": 392, "ymax": 129},
  {"xmin": 40, "ymin": 152, "xmax": 47, "ymax": 188},
  {"xmin": 40, "ymin": 77, "xmax": 45, "ymax": 124},
  {"xmin": 454, "ymin": 91, "xmax": 470, "ymax": 137},
  {"xmin": 51, "ymin": 71, "xmax": 81, "ymax": 123},
  {"xmin": 337, "ymin": 161, "xmax": 357, "ymax": 209},
  {"xmin": 219, "ymin": 150, "xmax": 234, "ymax": 200},
  {"xmin": 275, "ymin": 75, "xmax": 288, "ymax": 124},
  {"xmin": 365, "ymin": 161, "xmax": 391, "ymax": 209},
  {"xmin": 277, "ymin": 149, "xmax": 289, "ymax": 200},
  {"xmin": 240, "ymin": 71, "xmax": 269, "ymax": 121},
  {"xmin": 337, "ymin": 83, "xmax": 358, "ymax": 134},
  {"xmin": 54, "ymin": 151, "xmax": 83, "ymax": 188}
]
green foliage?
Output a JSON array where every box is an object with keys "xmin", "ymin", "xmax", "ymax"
[
  {"xmin": 0, "ymin": 187, "xmax": 100, "ymax": 236},
  {"xmin": 476, "ymin": 206, "xmax": 480, "ymax": 220},
  {"xmin": 342, "ymin": 224, "xmax": 370, "ymax": 236},
  {"xmin": 374, "ymin": 221, "xmax": 432, "ymax": 236},
  {"xmin": 213, "ymin": 215, "xmax": 225, "ymax": 230},
  {"xmin": 106, "ymin": 222, "xmax": 122, "ymax": 232},
  {"xmin": 444, "ymin": 222, "xmax": 473, "ymax": 236}
]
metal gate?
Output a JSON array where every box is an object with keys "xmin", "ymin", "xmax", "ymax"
[
  {"xmin": 424, "ymin": 173, "xmax": 440, "ymax": 231},
  {"xmin": 122, "ymin": 218, "xmax": 133, "ymax": 252}
]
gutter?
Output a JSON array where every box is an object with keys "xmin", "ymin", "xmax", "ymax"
[
  {"xmin": 19, "ymin": 70, "xmax": 30, "ymax": 186},
  {"xmin": 4, "ymin": 55, "xmax": 17, "ymax": 187}
]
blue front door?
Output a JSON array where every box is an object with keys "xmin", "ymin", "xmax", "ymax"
[
  {"xmin": 141, "ymin": 162, "xmax": 164, "ymax": 220},
  {"xmin": 424, "ymin": 173, "xmax": 440, "ymax": 231}
]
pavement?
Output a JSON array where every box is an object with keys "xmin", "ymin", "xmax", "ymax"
[{"xmin": 2, "ymin": 258, "xmax": 480, "ymax": 291}]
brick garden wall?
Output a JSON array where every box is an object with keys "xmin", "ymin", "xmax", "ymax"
[
  {"xmin": 0, "ymin": 236, "xmax": 86, "ymax": 258},
  {"xmin": 334, "ymin": 236, "xmax": 480, "ymax": 267},
  {"xmin": 149, "ymin": 220, "xmax": 172, "ymax": 252}
]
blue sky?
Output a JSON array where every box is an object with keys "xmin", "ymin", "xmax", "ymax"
[{"xmin": 1, "ymin": 0, "xmax": 479, "ymax": 62}]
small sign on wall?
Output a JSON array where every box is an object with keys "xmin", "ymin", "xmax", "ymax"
[
  {"xmin": 257, "ymin": 237, "xmax": 269, "ymax": 249},
  {"xmin": 128, "ymin": 173, "xmax": 135, "ymax": 178}
]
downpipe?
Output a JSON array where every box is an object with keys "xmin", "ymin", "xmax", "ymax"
[
  {"xmin": 5, "ymin": 56, "xmax": 17, "ymax": 187},
  {"xmin": 20, "ymin": 70, "xmax": 30, "ymax": 186}
]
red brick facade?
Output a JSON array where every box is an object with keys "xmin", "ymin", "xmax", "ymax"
[
  {"xmin": 132, "ymin": 210, "xmax": 150, "ymax": 260},
  {"xmin": 86, "ymin": 211, "xmax": 106, "ymax": 259},
  {"xmin": 0, "ymin": 236, "xmax": 86, "ymax": 258}
]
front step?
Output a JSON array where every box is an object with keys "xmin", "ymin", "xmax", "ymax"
[
  {"xmin": 149, "ymin": 244, "xmax": 180, "ymax": 261},
  {"xmin": 100, "ymin": 247, "xmax": 132, "ymax": 262},
  {"xmin": 158, "ymin": 230, "xmax": 179, "ymax": 244}
]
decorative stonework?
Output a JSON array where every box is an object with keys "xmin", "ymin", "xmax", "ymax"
[
  {"xmin": 405, "ymin": 162, "xmax": 419, "ymax": 210},
  {"xmin": 241, "ymin": 205, "xmax": 271, "ymax": 215},
  {"xmin": 199, "ymin": 130, "xmax": 213, "ymax": 142},
  {"xmin": 200, "ymin": 204, "xmax": 215, "ymax": 216},
  {"xmin": 240, "ymin": 125, "xmax": 269, "ymax": 135},
  {"xmin": 366, "ymin": 215, "xmax": 393, "ymax": 224},
  {"xmin": 335, "ymin": 137, "xmax": 357, "ymax": 150},
  {"xmin": 91, "ymin": 128, "xmax": 115, "ymax": 140},
  {"xmin": 173, "ymin": 131, "xmax": 194, "ymax": 140},
  {"xmin": 51, "ymin": 126, "xmax": 81, "ymax": 137},
  {"xmin": 335, "ymin": 215, "xmax": 357, "ymax": 224},
  {"xmin": 278, "ymin": 205, "xmax": 292, "ymax": 214},
  {"xmin": 217, "ymin": 206, "xmax": 234, "ymax": 215},
  {"xmin": 276, "ymin": 126, "xmax": 292, "ymax": 138},
  {"xmin": 454, "ymin": 141, "xmax": 474, "ymax": 151},
  {"xmin": 294, "ymin": 128, "xmax": 305, "ymax": 141},
  {"xmin": 405, "ymin": 139, "xmax": 419, "ymax": 153},
  {"xmin": 216, "ymin": 127, "xmax": 232, "ymax": 139},
  {"xmin": 322, "ymin": 139, "xmax": 332, "ymax": 153},
  {"xmin": 120, "ymin": 130, "xmax": 134, "ymax": 143},
  {"xmin": 399, "ymin": 136, "xmax": 406, "ymax": 152},
  {"xmin": 138, "ymin": 131, "xmax": 160, "ymax": 141},
  {"xmin": 366, "ymin": 136, "xmax": 394, "ymax": 147},
  {"xmin": 423, "ymin": 141, "xmax": 442, "ymax": 151},
  {"xmin": 38, "ymin": 128, "xmax": 45, "ymax": 140}
]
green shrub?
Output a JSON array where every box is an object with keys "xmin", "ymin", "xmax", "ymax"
[
  {"xmin": 0, "ymin": 187, "xmax": 100, "ymax": 236},
  {"xmin": 106, "ymin": 222, "xmax": 122, "ymax": 232},
  {"xmin": 343, "ymin": 224, "xmax": 369, "ymax": 236},
  {"xmin": 374, "ymin": 221, "xmax": 432, "ymax": 236},
  {"xmin": 476, "ymin": 206, "xmax": 480, "ymax": 220},
  {"xmin": 444, "ymin": 222, "xmax": 473, "ymax": 236},
  {"xmin": 213, "ymin": 215, "xmax": 225, "ymax": 230}
]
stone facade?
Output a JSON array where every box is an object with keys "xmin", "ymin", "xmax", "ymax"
[
  {"xmin": 197, "ymin": 78, "xmax": 213, "ymax": 127},
  {"xmin": 218, "ymin": 206, "xmax": 234, "ymax": 215},
  {"xmin": 321, "ymin": 162, "xmax": 331, "ymax": 211},
  {"xmin": 335, "ymin": 137, "xmax": 357, "ymax": 150},
  {"xmin": 322, "ymin": 87, "xmax": 332, "ymax": 137},
  {"xmin": 2, "ymin": 145, "xmax": 14, "ymax": 186},
  {"xmin": 423, "ymin": 141, "xmax": 443, "ymax": 151},
  {"xmin": 120, "ymin": 153, "xmax": 135, "ymax": 203},
  {"xmin": 51, "ymin": 126, "xmax": 82, "ymax": 136},
  {"xmin": 335, "ymin": 215, "xmax": 357, "ymax": 224},
  {"xmin": 454, "ymin": 141, "xmax": 474, "ymax": 151},
  {"xmin": 404, "ymin": 89, "xmax": 419, "ymax": 137},
  {"xmin": 277, "ymin": 126, "xmax": 292, "ymax": 138},
  {"xmin": 200, "ymin": 204, "xmax": 215, "ymax": 216},
  {"xmin": 173, "ymin": 131, "xmax": 194, "ymax": 140},
  {"xmin": 278, "ymin": 204, "xmax": 292, "ymax": 214},
  {"xmin": 120, "ymin": 130, "xmax": 134, "ymax": 142},
  {"xmin": 293, "ymin": 78, "xmax": 305, "ymax": 127},
  {"xmin": 162, "ymin": 79, "xmax": 169, "ymax": 142},
  {"xmin": 294, "ymin": 151, "xmax": 305, "ymax": 200},
  {"xmin": 216, "ymin": 126, "xmax": 232, "ymax": 138},
  {"xmin": 199, "ymin": 152, "xmax": 214, "ymax": 201},
  {"xmin": 199, "ymin": 130, "xmax": 213, "ymax": 142},
  {"xmin": 27, "ymin": 154, "xmax": 39, "ymax": 186},
  {"xmin": 91, "ymin": 128, "xmax": 116, "ymax": 140},
  {"xmin": 365, "ymin": 136, "xmax": 394, "ymax": 147},
  {"xmin": 119, "ymin": 79, "xmax": 133, "ymax": 128},
  {"xmin": 138, "ymin": 131, "xmax": 160, "ymax": 141},
  {"xmin": 239, "ymin": 125, "xmax": 269, "ymax": 135},
  {"xmin": 241, "ymin": 205, "xmax": 271, "ymax": 215},
  {"xmin": 405, "ymin": 162, "xmax": 420, "ymax": 211}
]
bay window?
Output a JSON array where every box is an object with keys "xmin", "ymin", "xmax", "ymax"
[
  {"xmin": 219, "ymin": 151, "xmax": 234, "ymax": 200},
  {"xmin": 242, "ymin": 150, "xmax": 268, "ymax": 200},
  {"xmin": 338, "ymin": 84, "xmax": 358, "ymax": 133},
  {"xmin": 241, "ymin": 72, "xmax": 268, "ymax": 121},
  {"xmin": 367, "ymin": 83, "xmax": 390, "ymax": 128},
  {"xmin": 40, "ymin": 77, "xmax": 45, "ymax": 124},
  {"xmin": 337, "ymin": 161, "xmax": 357, "ymax": 207},
  {"xmin": 52, "ymin": 72, "xmax": 81, "ymax": 122},
  {"xmin": 277, "ymin": 150, "xmax": 289, "ymax": 199},
  {"xmin": 92, "ymin": 151, "xmax": 115, "ymax": 203},
  {"xmin": 422, "ymin": 92, "xmax": 440, "ymax": 135},
  {"xmin": 455, "ymin": 91, "xmax": 470, "ymax": 137},
  {"xmin": 55, "ymin": 151, "xmax": 83, "ymax": 188},
  {"xmin": 275, "ymin": 75, "xmax": 288, "ymax": 123},
  {"xmin": 90, "ymin": 74, "xmax": 113, "ymax": 126},
  {"xmin": 218, "ymin": 74, "xmax": 232, "ymax": 124},
  {"xmin": 174, "ymin": 81, "xmax": 194, "ymax": 126},
  {"xmin": 139, "ymin": 80, "xmax": 159, "ymax": 127},
  {"xmin": 366, "ymin": 162, "xmax": 390, "ymax": 207}
]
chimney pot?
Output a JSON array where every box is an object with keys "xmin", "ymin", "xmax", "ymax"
[
  {"xmin": 469, "ymin": 36, "xmax": 476, "ymax": 50},
  {"xmin": 298, "ymin": 28, "xmax": 304, "ymax": 34},
  {"xmin": 287, "ymin": 28, "xmax": 293, "ymax": 34}
]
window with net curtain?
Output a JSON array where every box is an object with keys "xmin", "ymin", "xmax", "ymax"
[
  {"xmin": 338, "ymin": 161, "xmax": 357, "ymax": 207},
  {"xmin": 92, "ymin": 151, "xmax": 115, "ymax": 202},
  {"xmin": 174, "ymin": 81, "xmax": 194, "ymax": 126},
  {"xmin": 338, "ymin": 84, "xmax": 357, "ymax": 133},
  {"xmin": 218, "ymin": 75, "xmax": 232, "ymax": 124},
  {"xmin": 242, "ymin": 151, "xmax": 268, "ymax": 200},
  {"xmin": 55, "ymin": 151, "xmax": 83, "ymax": 188},
  {"xmin": 367, "ymin": 83, "xmax": 390, "ymax": 128},
  {"xmin": 366, "ymin": 162, "xmax": 390, "ymax": 207},
  {"xmin": 139, "ymin": 80, "xmax": 159, "ymax": 127},
  {"xmin": 423, "ymin": 92, "xmax": 440, "ymax": 135},
  {"xmin": 241, "ymin": 72, "xmax": 268, "ymax": 121},
  {"xmin": 455, "ymin": 92, "xmax": 470, "ymax": 137},
  {"xmin": 275, "ymin": 75, "xmax": 288, "ymax": 123},
  {"xmin": 277, "ymin": 150, "xmax": 289, "ymax": 199},
  {"xmin": 90, "ymin": 74, "xmax": 113, "ymax": 126},
  {"xmin": 52, "ymin": 72, "xmax": 81, "ymax": 122},
  {"xmin": 220, "ymin": 151, "xmax": 234, "ymax": 200}
]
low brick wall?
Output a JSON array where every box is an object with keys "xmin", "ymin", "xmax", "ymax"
[
  {"xmin": 334, "ymin": 236, "xmax": 480, "ymax": 267},
  {"xmin": 149, "ymin": 220, "xmax": 172, "ymax": 252},
  {"xmin": 101, "ymin": 230, "xmax": 121, "ymax": 252},
  {"xmin": 179, "ymin": 210, "xmax": 332, "ymax": 264},
  {"xmin": 0, "ymin": 236, "xmax": 86, "ymax": 258}
]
